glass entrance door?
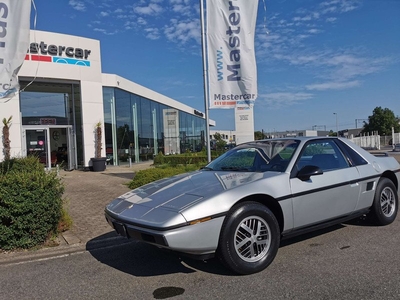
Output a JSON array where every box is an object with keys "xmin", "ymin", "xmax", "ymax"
[
  {"xmin": 24, "ymin": 126, "xmax": 76, "ymax": 170},
  {"xmin": 25, "ymin": 129, "xmax": 51, "ymax": 168}
]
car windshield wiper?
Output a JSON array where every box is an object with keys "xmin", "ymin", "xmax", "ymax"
[{"xmin": 220, "ymin": 166, "xmax": 250, "ymax": 171}]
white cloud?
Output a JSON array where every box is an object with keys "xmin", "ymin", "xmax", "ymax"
[
  {"xmin": 145, "ymin": 28, "xmax": 161, "ymax": 40},
  {"xmin": 144, "ymin": 28, "xmax": 160, "ymax": 40},
  {"xmin": 69, "ymin": 0, "xmax": 86, "ymax": 12},
  {"xmin": 100, "ymin": 11, "xmax": 109, "ymax": 17},
  {"xmin": 93, "ymin": 28, "xmax": 118, "ymax": 35},
  {"xmin": 172, "ymin": 4, "xmax": 191, "ymax": 16},
  {"xmin": 170, "ymin": 0, "xmax": 190, "ymax": 4},
  {"xmin": 326, "ymin": 17, "xmax": 337, "ymax": 22},
  {"xmin": 325, "ymin": 54, "xmax": 362, "ymax": 66},
  {"xmin": 137, "ymin": 17, "xmax": 147, "ymax": 25},
  {"xmin": 272, "ymin": 54, "xmax": 323, "ymax": 65},
  {"xmin": 319, "ymin": 0, "xmax": 360, "ymax": 15},
  {"xmin": 260, "ymin": 92, "xmax": 314, "ymax": 107},
  {"xmin": 164, "ymin": 19, "xmax": 200, "ymax": 44},
  {"xmin": 308, "ymin": 28, "xmax": 322, "ymax": 34},
  {"xmin": 124, "ymin": 21, "xmax": 135, "ymax": 30},
  {"xmin": 293, "ymin": 15, "xmax": 312, "ymax": 22},
  {"xmin": 134, "ymin": 3, "xmax": 163, "ymax": 16},
  {"xmin": 306, "ymin": 80, "xmax": 361, "ymax": 91},
  {"xmin": 321, "ymin": 53, "xmax": 387, "ymax": 81}
]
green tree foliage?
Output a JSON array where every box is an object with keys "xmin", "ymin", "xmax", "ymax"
[
  {"xmin": 254, "ymin": 131, "xmax": 264, "ymax": 140},
  {"xmin": 2, "ymin": 116, "xmax": 12, "ymax": 160},
  {"xmin": 328, "ymin": 130, "xmax": 337, "ymax": 137},
  {"xmin": 128, "ymin": 165, "xmax": 201, "ymax": 190},
  {"xmin": 362, "ymin": 107, "xmax": 400, "ymax": 135},
  {"xmin": 95, "ymin": 121, "xmax": 102, "ymax": 158},
  {"xmin": 213, "ymin": 132, "xmax": 227, "ymax": 151}
]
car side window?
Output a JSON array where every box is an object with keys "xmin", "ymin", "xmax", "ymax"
[
  {"xmin": 336, "ymin": 140, "xmax": 368, "ymax": 166},
  {"xmin": 297, "ymin": 140, "xmax": 349, "ymax": 172}
]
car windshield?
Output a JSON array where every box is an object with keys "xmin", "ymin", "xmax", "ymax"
[{"xmin": 205, "ymin": 139, "xmax": 300, "ymax": 172}]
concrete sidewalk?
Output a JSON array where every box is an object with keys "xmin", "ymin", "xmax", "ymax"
[{"xmin": 0, "ymin": 161, "xmax": 154, "ymax": 265}]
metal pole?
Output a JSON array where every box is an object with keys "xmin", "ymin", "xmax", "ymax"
[
  {"xmin": 334, "ymin": 113, "xmax": 338, "ymax": 137},
  {"xmin": 200, "ymin": 0, "xmax": 211, "ymax": 162}
]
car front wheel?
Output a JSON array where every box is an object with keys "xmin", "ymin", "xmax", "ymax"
[
  {"xmin": 370, "ymin": 178, "xmax": 398, "ymax": 226},
  {"xmin": 217, "ymin": 202, "xmax": 280, "ymax": 275}
]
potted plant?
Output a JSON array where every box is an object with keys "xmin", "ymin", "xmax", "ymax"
[
  {"xmin": 90, "ymin": 121, "xmax": 107, "ymax": 172},
  {"xmin": 2, "ymin": 116, "xmax": 12, "ymax": 160}
]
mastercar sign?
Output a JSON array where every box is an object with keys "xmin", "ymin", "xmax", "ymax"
[
  {"xmin": 206, "ymin": 0, "xmax": 258, "ymax": 109},
  {"xmin": 25, "ymin": 41, "xmax": 91, "ymax": 67}
]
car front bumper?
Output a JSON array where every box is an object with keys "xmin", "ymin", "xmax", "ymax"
[{"xmin": 105, "ymin": 212, "xmax": 225, "ymax": 256}]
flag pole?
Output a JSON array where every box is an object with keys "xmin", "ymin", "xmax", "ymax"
[{"xmin": 199, "ymin": 0, "xmax": 211, "ymax": 163}]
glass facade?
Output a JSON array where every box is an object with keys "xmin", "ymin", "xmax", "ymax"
[
  {"xmin": 19, "ymin": 81, "xmax": 82, "ymax": 169},
  {"xmin": 20, "ymin": 81, "xmax": 81, "ymax": 127},
  {"xmin": 103, "ymin": 87, "xmax": 206, "ymax": 165}
]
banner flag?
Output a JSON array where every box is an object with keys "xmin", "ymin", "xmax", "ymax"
[
  {"xmin": 207, "ymin": 0, "xmax": 258, "ymax": 109},
  {"xmin": 0, "ymin": 0, "xmax": 31, "ymax": 99}
]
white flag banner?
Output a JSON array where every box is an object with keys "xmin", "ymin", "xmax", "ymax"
[
  {"xmin": 0, "ymin": 0, "xmax": 31, "ymax": 99},
  {"xmin": 207, "ymin": 0, "xmax": 258, "ymax": 109}
]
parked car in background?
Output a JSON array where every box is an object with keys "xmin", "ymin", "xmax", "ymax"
[
  {"xmin": 394, "ymin": 143, "xmax": 400, "ymax": 152},
  {"xmin": 105, "ymin": 137, "xmax": 400, "ymax": 275}
]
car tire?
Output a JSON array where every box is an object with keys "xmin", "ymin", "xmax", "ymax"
[
  {"xmin": 217, "ymin": 202, "xmax": 280, "ymax": 275},
  {"xmin": 370, "ymin": 178, "xmax": 398, "ymax": 226}
]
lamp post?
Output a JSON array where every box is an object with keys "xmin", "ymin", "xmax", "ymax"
[{"xmin": 333, "ymin": 113, "xmax": 338, "ymax": 137}]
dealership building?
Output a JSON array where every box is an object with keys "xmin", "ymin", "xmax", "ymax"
[{"xmin": 0, "ymin": 30, "xmax": 213, "ymax": 169}]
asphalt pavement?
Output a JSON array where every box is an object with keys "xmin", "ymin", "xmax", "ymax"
[{"xmin": 0, "ymin": 161, "xmax": 154, "ymax": 265}]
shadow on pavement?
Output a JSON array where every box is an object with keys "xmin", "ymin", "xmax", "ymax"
[
  {"xmin": 87, "ymin": 215, "xmax": 380, "ymax": 277},
  {"xmin": 86, "ymin": 233, "xmax": 234, "ymax": 277}
]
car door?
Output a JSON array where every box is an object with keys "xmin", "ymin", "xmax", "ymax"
[{"xmin": 289, "ymin": 139, "xmax": 361, "ymax": 228}]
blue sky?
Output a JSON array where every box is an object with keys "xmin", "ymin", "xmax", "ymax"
[{"xmin": 30, "ymin": 0, "xmax": 399, "ymax": 133}]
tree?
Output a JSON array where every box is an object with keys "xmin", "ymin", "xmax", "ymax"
[
  {"xmin": 2, "ymin": 116, "xmax": 12, "ymax": 160},
  {"xmin": 213, "ymin": 132, "xmax": 227, "ymax": 151},
  {"xmin": 254, "ymin": 131, "xmax": 264, "ymax": 140},
  {"xmin": 95, "ymin": 121, "xmax": 102, "ymax": 158},
  {"xmin": 362, "ymin": 107, "xmax": 400, "ymax": 135},
  {"xmin": 328, "ymin": 130, "xmax": 337, "ymax": 137}
]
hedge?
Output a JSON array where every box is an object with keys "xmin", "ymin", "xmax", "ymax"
[
  {"xmin": 128, "ymin": 164, "xmax": 202, "ymax": 190},
  {"xmin": 0, "ymin": 157, "xmax": 64, "ymax": 250},
  {"xmin": 153, "ymin": 151, "xmax": 221, "ymax": 166}
]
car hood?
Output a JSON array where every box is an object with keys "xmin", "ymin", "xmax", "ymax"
[{"xmin": 106, "ymin": 170, "xmax": 271, "ymax": 216}]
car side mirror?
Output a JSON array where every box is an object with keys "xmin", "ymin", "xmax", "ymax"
[{"xmin": 297, "ymin": 165, "xmax": 323, "ymax": 181}]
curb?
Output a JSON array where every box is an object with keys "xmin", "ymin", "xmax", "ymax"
[{"xmin": 0, "ymin": 232, "xmax": 132, "ymax": 266}]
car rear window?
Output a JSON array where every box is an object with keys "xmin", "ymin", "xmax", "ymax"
[{"xmin": 337, "ymin": 140, "xmax": 368, "ymax": 166}]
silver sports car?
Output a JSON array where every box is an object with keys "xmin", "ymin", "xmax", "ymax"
[{"xmin": 105, "ymin": 137, "xmax": 400, "ymax": 274}]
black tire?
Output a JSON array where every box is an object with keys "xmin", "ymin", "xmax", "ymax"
[
  {"xmin": 370, "ymin": 178, "xmax": 398, "ymax": 226},
  {"xmin": 217, "ymin": 202, "xmax": 280, "ymax": 275}
]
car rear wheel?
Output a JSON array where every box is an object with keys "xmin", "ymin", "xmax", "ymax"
[
  {"xmin": 217, "ymin": 202, "xmax": 280, "ymax": 275},
  {"xmin": 370, "ymin": 178, "xmax": 398, "ymax": 225}
]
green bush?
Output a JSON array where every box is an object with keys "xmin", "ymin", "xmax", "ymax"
[
  {"xmin": 154, "ymin": 152, "xmax": 220, "ymax": 166},
  {"xmin": 0, "ymin": 156, "xmax": 65, "ymax": 250},
  {"xmin": 128, "ymin": 164, "xmax": 202, "ymax": 190}
]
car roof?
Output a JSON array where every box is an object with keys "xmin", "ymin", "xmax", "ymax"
[{"xmin": 264, "ymin": 136, "xmax": 335, "ymax": 141}]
